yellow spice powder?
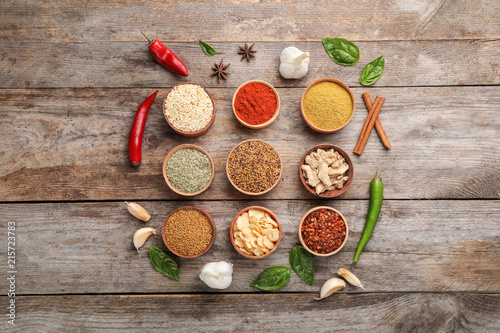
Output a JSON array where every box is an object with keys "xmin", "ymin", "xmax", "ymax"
[{"xmin": 303, "ymin": 81, "xmax": 353, "ymax": 130}]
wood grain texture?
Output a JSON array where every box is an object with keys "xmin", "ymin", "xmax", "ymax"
[
  {"xmin": 1, "ymin": 40, "xmax": 499, "ymax": 89},
  {"xmin": 1, "ymin": 0, "xmax": 499, "ymax": 43},
  {"xmin": 0, "ymin": 86, "xmax": 498, "ymax": 201},
  {"xmin": 2, "ymin": 293, "xmax": 499, "ymax": 332},
  {"xmin": 0, "ymin": 200, "xmax": 498, "ymax": 295}
]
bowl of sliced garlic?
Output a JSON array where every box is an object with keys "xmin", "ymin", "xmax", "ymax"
[
  {"xmin": 230, "ymin": 206, "xmax": 282, "ymax": 259},
  {"xmin": 299, "ymin": 144, "xmax": 353, "ymax": 198}
]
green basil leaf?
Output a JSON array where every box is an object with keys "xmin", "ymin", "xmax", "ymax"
[
  {"xmin": 149, "ymin": 245, "xmax": 180, "ymax": 280},
  {"xmin": 199, "ymin": 40, "xmax": 216, "ymax": 56},
  {"xmin": 322, "ymin": 38, "xmax": 360, "ymax": 66},
  {"xmin": 289, "ymin": 245, "xmax": 314, "ymax": 285},
  {"xmin": 360, "ymin": 55, "xmax": 385, "ymax": 86},
  {"xmin": 250, "ymin": 266, "xmax": 291, "ymax": 291}
]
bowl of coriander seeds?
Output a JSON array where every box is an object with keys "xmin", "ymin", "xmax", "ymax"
[
  {"xmin": 163, "ymin": 144, "xmax": 214, "ymax": 196},
  {"xmin": 226, "ymin": 139, "xmax": 282, "ymax": 195},
  {"xmin": 163, "ymin": 83, "xmax": 215, "ymax": 137}
]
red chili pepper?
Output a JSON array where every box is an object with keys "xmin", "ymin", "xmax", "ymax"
[
  {"xmin": 141, "ymin": 32, "xmax": 189, "ymax": 77},
  {"xmin": 129, "ymin": 90, "xmax": 159, "ymax": 167}
]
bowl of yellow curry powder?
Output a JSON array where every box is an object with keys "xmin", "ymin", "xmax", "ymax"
[{"xmin": 301, "ymin": 78, "xmax": 355, "ymax": 133}]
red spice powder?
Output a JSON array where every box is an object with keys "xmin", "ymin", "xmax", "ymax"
[
  {"xmin": 301, "ymin": 208, "xmax": 346, "ymax": 254},
  {"xmin": 234, "ymin": 82, "xmax": 277, "ymax": 125}
]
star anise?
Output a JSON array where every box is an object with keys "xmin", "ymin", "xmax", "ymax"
[
  {"xmin": 211, "ymin": 59, "xmax": 230, "ymax": 83},
  {"xmin": 238, "ymin": 42, "xmax": 257, "ymax": 62}
]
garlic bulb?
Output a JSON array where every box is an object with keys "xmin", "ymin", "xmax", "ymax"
[
  {"xmin": 279, "ymin": 46, "xmax": 310, "ymax": 79},
  {"xmin": 199, "ymin": 261, "xmax": 233, "ymax": 289},
  {"xmin": 315, "ymin": 277, "xmax": 346, "ymax": 300}
]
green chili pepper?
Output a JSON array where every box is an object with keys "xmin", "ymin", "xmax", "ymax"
[{"xmin": 354, "ymin": 168, "xmax": 383, "ymax": 263}]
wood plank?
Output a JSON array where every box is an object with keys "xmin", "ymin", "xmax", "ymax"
[
  {"xmin": 0, "ymin": 200, "xmax": 498, "ymax": 295},
  {"xmin": 0, "ymin": 86, "xmax": 498, "ymax": 201},
  {"xmin": 1, "ymin": 39, "xmax": 499, "ymax": 89},
  {"xmin": 3, "ymin": 293, "xmax": 499, "ymax": 332},
  {"xmin": 1, "ymin": 0, "xmax": 499, "ymax": 43}
]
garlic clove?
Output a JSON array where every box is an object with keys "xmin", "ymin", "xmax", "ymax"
[
  {"xmin": 315, "ymin": 277, "xmax": 346, "ymax": 300},
  {"xmin": 133, "ymin": 227, "xmax": 156, "ymax": 252},
  {"xmin": 126, "ymin": 202, "xmax": 151, "ymax": 222},
  {"xmin": 338, "ymin": 268, "xmax": 365, "ymax": 289}
]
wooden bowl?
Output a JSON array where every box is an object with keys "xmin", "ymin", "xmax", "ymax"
[
  {"xmin": 298, "ymin": 206, "xmax": 348, "ymax": 257},
  {"xmin": 162, "ymin": 144, "xmax": 214, "ymax": 196},
  {"xmin": 162, "ymin": 206, "xmax": 216, "ymax": 258},
  {"xmin": 232, "ymin": 80, "xmax": 280, "ymax": 129},
  {"xmin": 226, "ymin": 139, "xmax": 283, "ymax": 196},
  {"xmin": 230, "ymin": 206, "xmax": 282, "ymax": 259},
  {"xmin": 163, "ymin": 83, "xmax": 215, "ymax": 137},
  {"xmin": 299, "ymin": 144, "xmax": 354, "ymax": 198},
  {"xmin": 300, "ymin": 78, "xmax": 355, "ymax": 133}
]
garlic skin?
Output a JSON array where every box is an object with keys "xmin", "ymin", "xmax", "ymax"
[
  {"xmin": 199, "ymin": 261, "xmax": 233, "ymax": 289},
  {"xmin": 279, "ymin": 46, "xmax": 310, "ymax": 79},
  {"xmin": 133, "ymin": 227, "xmax": 156, "ymax": 252},
  {"xmin": 315, "ymin": 277, "xmax": 346, "ymax": 300}
]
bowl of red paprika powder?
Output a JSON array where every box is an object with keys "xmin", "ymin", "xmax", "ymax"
[
  {"xmin": 298, "ymin": 206, "xmax": 348, "ymax": 257},
  {"xmin": 232, "ymin": 80, "xmax": 280, "ymax": 129}
]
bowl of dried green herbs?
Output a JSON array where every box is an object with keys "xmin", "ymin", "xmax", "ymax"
[{"xmin": 163, "ymin": 144, "xmax": 214, "ymax": 196}]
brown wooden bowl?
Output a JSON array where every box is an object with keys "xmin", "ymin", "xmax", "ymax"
[
  {"xmin": 162, "ymin": 206, "xmax": 216, "ymax": 258},
  {"xmin": 230, "ymin": 206, "xmax": 282, "ymax": 259},
  {"xmin": 232, "ymin": 80, "xmax": 280, "ymax": 129},
  {"xmin": 226, "ymin": 139, "xmax": 283, "ymax": 196},
  {"xmin": 298, "ymin": 206, "xmax": 349, "ymax": 257},
  {"xmin": 299, "ymin": 144, "xmax": 354, "ymax": 198},
  {"xmin": 163, "ymin": 83, "xmax": 215, "ymax": 137},
  {"xmin": 162, "ymin": 144, "xmax": 215, "ymax": 196},
  {"xmin": 300, "ymin": 78, "xmax": 355, "ymax": 133}
]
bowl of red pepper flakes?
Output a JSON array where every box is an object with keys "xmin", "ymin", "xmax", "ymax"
[
  {"xmin": 298, "ymin": 206, "xmax": 349, "ymax": 257},
  {"xmin": 232, "ymin": 80, "xmax": 280, "ymax": 129}
]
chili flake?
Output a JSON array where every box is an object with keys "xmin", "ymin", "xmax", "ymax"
[{"xmin": 301, "ymin": 208, "xmax": 346, "ymax": 254}]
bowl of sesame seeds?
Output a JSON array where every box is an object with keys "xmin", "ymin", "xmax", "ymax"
[
  {"xmin": 162, "ymin": 206, "xmax": 216, "ymax": 258},
  {"xmin": 226, "ymin": 139, "xmax": 282, "ymax": 196},
  {"xmin": 163, "ymin": 83, "xmax": 215, "ymax": 137}
]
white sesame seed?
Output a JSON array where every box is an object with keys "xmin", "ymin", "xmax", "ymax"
[{"xmin": 164, "ymin": 84, "xmax": 214, "ymax": 132}]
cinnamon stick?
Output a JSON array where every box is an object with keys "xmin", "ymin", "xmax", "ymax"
[
  {"xmin": 354, "ymin": 96, "xmax": 385, "ymax": 155},
  {"xmin": 362, "ymin": 91, "xmax": 391, "ymax": 149},
  {"xmin": 354, "ymin": 98, "xmax": 377, "ymax": 153}
]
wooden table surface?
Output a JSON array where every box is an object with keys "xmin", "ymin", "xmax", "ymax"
[{"xmin": 1, "ymin": 0, "xmax": 499, "ymax": 332}]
